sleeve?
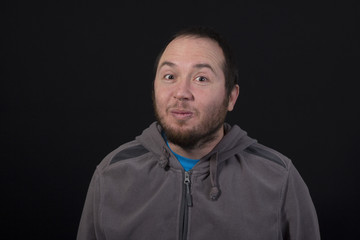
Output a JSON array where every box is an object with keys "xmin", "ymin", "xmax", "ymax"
[
  {"xmin": 77, "ymin": 169, "xmax": 103, "ymax": 240},
  {"xmin": 281, "ymin": 162, "xmax": 321, "ymax": 240}
]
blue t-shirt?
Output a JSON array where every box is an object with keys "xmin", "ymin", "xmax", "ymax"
[
  {"xmin": 163, "ymin": 135, "xmax": 199, "ymax": 171},
  {"xmin": 169, "ymin": 148, "xmax": 200, "ymax": 171}
]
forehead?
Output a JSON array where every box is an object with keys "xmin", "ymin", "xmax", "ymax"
[{"xmin": 159, "ymin": 36, "xmax": 225, "ymax": 70}]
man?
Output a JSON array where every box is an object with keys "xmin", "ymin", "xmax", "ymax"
[{"xmin": 77, "ymin": 27, "xmax": 320, "ymax": 240}]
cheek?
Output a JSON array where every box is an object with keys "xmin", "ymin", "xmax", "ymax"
[
  {"xmin": 198, "ymin": 91, "xmax": 224, "ymax": 107},
  {"xmin": 155, "ymin": 84, "xmax": 174, "ymax": 102},
  {"xmin": 154, "ymin": 89, "xmax": 168, "ymax": 111},
  {"xmin": 198, "ymin": 95, "xmax": 227, "ymax": 117}
]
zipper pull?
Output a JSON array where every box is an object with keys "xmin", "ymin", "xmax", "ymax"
[{"xmin": 184, "ymin": 171, "xmax": 193, "ymax": 207}]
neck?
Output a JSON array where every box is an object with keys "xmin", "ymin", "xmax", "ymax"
[{"xmin": 168, "ymin": 126, "xmax": 224, "ymax": 159}]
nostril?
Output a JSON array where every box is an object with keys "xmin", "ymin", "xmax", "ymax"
[
  {"xmin": 174, "ymin": 95, "xmax": 191, "ymax": 101},
  {"xmin": 174, "ymin": 89, "xmax": 194, "ymax": 101}
]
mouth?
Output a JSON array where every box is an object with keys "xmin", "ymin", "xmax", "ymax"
[{"xmin": 169, "ymin": 109, "xmax": 194, "ymax": 120}]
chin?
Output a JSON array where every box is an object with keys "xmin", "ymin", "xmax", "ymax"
[{"xmin": 168, "ymin": 119, "xmax": 198, "ymax": 130}]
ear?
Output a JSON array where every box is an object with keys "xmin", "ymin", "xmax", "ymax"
[{"xmin": 227, "ymin": 84, "xmax": 239, "ymax": 111}]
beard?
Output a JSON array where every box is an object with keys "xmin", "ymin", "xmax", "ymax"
[{"xmin": 153, "ymin": 93, "xmax": 229, "ymax": 150}]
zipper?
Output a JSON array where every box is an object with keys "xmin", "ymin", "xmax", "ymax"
[
  {"xmin": 184, "ymin": 171, "xmax": 193, "ymax": 207},
  {"xmin": 179, "ymin": 171, "xmax": 193, "ymax": 240}
]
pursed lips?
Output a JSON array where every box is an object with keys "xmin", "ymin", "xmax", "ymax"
[{"xmin": 169, "ymin": 109, "xmax": 194, "ymax": 120}]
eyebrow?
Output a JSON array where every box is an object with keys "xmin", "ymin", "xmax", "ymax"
[
  {"xmin": 158, "ymin": 61, "xmax": 176, "ymax": 69},
  {"xmin": 158, "ymin": 61, "xmax": 216, "ymax": 74},
  {"xmin": 193, "ymin": 63, "xmax": 215, "ymax": 74}
]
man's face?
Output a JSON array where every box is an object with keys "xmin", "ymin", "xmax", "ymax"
[{"xmin": 153, "ymin": 36, "xmax": 237, "ymax": 149}]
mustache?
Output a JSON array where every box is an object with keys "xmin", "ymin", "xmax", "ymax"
[{"xmin": 167, "ymin": 102, "xmax": 196, "ymax": 111}]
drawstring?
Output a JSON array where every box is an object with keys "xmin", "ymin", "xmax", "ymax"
[
  {"xmin": 209, "ymin": 152, "xmax": 221, "ymax": 200},
  {"xmin": 158, "ymin": 147, "xmax": 170, "ymax": 171}
]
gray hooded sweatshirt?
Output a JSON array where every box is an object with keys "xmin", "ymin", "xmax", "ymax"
[{"xmin": 77, "ymin": 122, "xmax": 320, "ymax": 240}]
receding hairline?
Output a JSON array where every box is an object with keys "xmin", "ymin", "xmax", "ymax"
[{"xmin": 156, "ymin": 35, "xmax": 226, "ymax": 73}]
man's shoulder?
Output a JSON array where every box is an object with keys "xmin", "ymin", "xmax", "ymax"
[
  {"xmin": 97, "ymin": 140, "xmax": 151, "ymax": 171},
  {"xmin": 243, "ymin": 142, "xmax": 292, "ymax": 171}
]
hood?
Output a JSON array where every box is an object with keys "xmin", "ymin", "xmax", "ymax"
[
  {"xmin": 136, "ymin": 122, "xmax": 167, "ymax": 158},
  {"xmin": 136, "ymin": 122, "xmax": 257, "ymax": 200},
  {"xmin": 203, "ymin": 122, "xmax": 257, "ymax": 164}
]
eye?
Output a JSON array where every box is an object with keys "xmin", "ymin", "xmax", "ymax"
[
  {"xmin": 164, "ymin": 74, "xmax": 174, "ymax": 80},
  {"xmin": 195, "ymin": 76, "xmax": 208, "ymax": 82}
]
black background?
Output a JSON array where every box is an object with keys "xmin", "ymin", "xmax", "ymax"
[{"xmin": 2, "ymin": 1, "xmax": 359, "ymax": 239}]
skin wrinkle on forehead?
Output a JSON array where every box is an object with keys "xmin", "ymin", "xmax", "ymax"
[
  {"xmin": 158, "ymin": 61, "xmax": 217, "ymax": 76},
  {"xmin": 158, "ymin": 36, "xmax": 225, "ymax": 80}
]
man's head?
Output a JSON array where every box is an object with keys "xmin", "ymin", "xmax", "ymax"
[
  {"xmin": 153, "ymin": 26, "xmax": 239, "ymax": 150},
  {"xmin": 154, "ymin": 26, "xmax": 239, "ymax": 97}
]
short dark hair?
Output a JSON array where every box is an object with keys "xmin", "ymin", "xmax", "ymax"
[{"xmin": 154, "ymin": 26, "xmax": 239, "ymax": 96}]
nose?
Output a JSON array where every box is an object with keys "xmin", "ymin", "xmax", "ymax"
[{"xmin": 174, "ymin": 79, "xmax": 194, "ymax": 101}]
